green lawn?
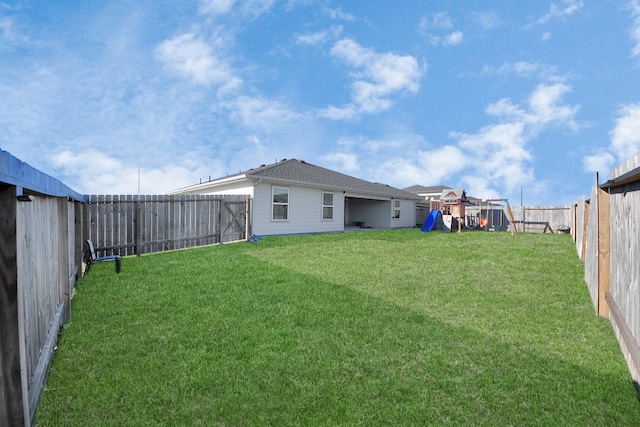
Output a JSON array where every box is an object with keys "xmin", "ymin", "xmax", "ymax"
[{"xmin": 36, "ymin": 229, "xmax": 640, "ymax": 426}]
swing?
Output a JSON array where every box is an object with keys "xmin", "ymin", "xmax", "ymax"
[{"xmin": 479, "ymin": 200, "xmax": 488, "ymax": 228}]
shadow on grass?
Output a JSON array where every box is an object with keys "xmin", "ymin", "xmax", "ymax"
[{"xmin": 36, "ymin": 240, "xmax": 640, "ymax": 427}]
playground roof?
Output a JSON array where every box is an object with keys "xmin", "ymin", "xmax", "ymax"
[{"xmin": 440, "ymin": 189, "xmax": 467, "ymax": 204}]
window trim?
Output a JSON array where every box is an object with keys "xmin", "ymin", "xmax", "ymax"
[
  {"xmin": 272, "ymin": 186, "xmax": 289, "ymax": 221},
  {"xmin": 322, "ymin": 191, "xmax": 334, "ymax": 221},
  {"xmin": 393, "ymin": 199, "xmax": 401, "ymax": 220}
]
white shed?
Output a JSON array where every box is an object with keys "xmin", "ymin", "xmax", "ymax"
[{"xmin": 169, "ymin": 159, "xmax": 421, "ymax": 237}]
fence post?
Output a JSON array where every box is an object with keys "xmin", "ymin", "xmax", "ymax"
[
  {"xmin": 596, "ymin": 172, "xmax": 611, "ymax": 317},
  {"xmin": 581, "ymin": 200, "xmax": 589, "ymax": 261},
  {"xmin": 246, "ymin": 195, "xmax": 251, "ymax": 239},
  {"xmin": 57, "ymin": 199, "xmax": 70, "ymax": 325},
  {"xmin": 0, "ymin": 185, "xmax": 27, "ymax": 427},
  {"xmin": 135, "ymin": 196, "xmax": 142, "ymax": 256}
]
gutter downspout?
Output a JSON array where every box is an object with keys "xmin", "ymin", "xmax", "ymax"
[{"xmin": 247, "ymin": 178, "xmax": 261, "ymax": 239}]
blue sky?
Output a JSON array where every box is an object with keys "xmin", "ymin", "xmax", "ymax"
[{"xmin": 2, "ymin": 0, "xmax": 640, "ymax": 205}]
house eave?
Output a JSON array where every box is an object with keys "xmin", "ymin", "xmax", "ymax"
[{"xmin": 168, "ymin": 174, "xmax": 250, "ymax": 194}]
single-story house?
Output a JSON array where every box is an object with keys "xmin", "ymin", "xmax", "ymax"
[{"xmin": 169, "ymin": 158, "xmax": 421, "ymax": 237}]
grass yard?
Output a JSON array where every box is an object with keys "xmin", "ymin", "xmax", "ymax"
[{"xmin": 35, "ymin": 229, "xmax": 640, "ymax": 426}]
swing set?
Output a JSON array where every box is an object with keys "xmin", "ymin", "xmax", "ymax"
[{"xmin": 466, "ymin": 199, "xmax": 518, "ymax": 232}]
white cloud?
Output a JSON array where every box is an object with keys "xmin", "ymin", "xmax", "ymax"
[
  {"xmin": 199, "ymin": 0, "xmax": 236, "ymax": 15},
  {"xmin": 242, "ymin": 0, "xmax": 276, "ymax": 16},
  {"xmin": 470, "ymin": 12, "xmax": 500, "ymax": 30},
  {"xmin": 320, "ymin": 38, "xmax": 422, "ymax": 120},
  {"xmin": 627, "ymin": 0, "xmax": 640, "ymax": 56},
  {"xmin": 336, "ymin": 134, "xmax": 409, "ymax": 154},
  {"xmin": 610, "ymin": 103, "xmax": 640, "ymax": 160},
  {"xmin": 225, "ymin": 95, "xmax": 304, "ymax": 131},
  {"xmin": 456, "ymin": 122, "xmax": 533, "ymax": 195},
  {"xmin": 318, "ymin": 104, "xmax": 359, "ymax": 121},
  {"xmin": 530, "ymin": 0, "xmax": 583, "ymax": 26},
  {"xmin": 526, "ymin": 82, "xmax": 579, "ymax": 128},
  {"xmin": 418, "ymin": 12, "xmax": 453, "ymax": 33},
  {"xmin": 0, "ymin": 15, "xmax": 18, "ymax": 43},
  {"xmin": 581, "ymin": 132, "xmax": 624, "ymax": 179},
  {"xmin": 419, "ymin": 12, "xmax": 465, "ymax": 47},
  {"xmin": 485, "ymin": 98, "xmax": 527, "ymax": 118},
  {"xmin": 199, "ymin": 0, "xmax": 275, "ymax": 17},
  {"xmin": 296, "ymin": 26, "xmax": 342, "ymax": 46},
  {"xmin": 320, "ymin": 152, "xmax": 360, "ymax": 175},
  {"xmin": 50, "ymin": 149, "xmax": 212, "ymax": 194},
  {"xmin": 448, "ymin": 83, "xmax": 578, "ymax": 198},
  {"xmin": 322, "ymin": 136, "xmax": 464, "ymax": 189},
  {"xmin": 443, "ymin": 31, "xmax": 463, "ymax": 46},
  {"xmin": 483, "ymin": 61, "xmax": 558, "ymax": 80},
  {"xmin": 512, "ymin": 61, "xmax": 546, "ymax": 76},
  {"xmin": 416, "ymin": 145, "xmax": 467, "ymax": 184},
  {"xmin": 485, "ymin": 82, "xmax": 579, "ymax": 131},
  {"xmin": 582, "ymin": 151, "xmax": 615, "ymax": 174},
  {"xmin": 0, "ymin": 5, "xmax": 30, "ymax": 49},
  {"xmin": 155, "ymin": 33, "xmax": 242, "ymax": 92},
  {"xmin": 322, "ymin": 80, "xmax": 580, "ymax": 200},
  {"xmin": 323, "ymin": 7, "xmax": 355, "ymax": 22}
]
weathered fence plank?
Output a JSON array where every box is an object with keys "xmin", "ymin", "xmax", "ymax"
[
  {"xmin": 597, "ymin": 180, "xmax": 611, "ymax": 317},
  {"xmin": 584, "ymin": 184, "xmax": 600, "ymax": 314},
  {"xmin": 0, "ymin": 184, "xmax": 25, "ymax": 427},
  {"xmin": 511, "ymin": 206, "xmax": 572, "ymax": 233}
]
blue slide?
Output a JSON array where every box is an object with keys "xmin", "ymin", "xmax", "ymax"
[{"xmin": 421, "ymin": 209, "xmax": 441, "ymax": 232}]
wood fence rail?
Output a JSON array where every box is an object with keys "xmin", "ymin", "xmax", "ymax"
[{"xmin": 86, "ymin": 194, "xmax": 249, "ymax": 258}]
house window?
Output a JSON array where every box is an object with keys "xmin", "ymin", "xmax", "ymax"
[
  {"xmin": 393, "ymin": 200, "xmax": 401, "ymax": 219},
  {"xmin": 272, "ymin": 186, "xmax": 289, "ymax": 220},
  {"xmin": 322, "ymin": 192, "xmax": 334, "ymax": 220}
]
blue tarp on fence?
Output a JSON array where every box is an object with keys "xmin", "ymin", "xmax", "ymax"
[{"xmin": 0, "ymin": 148, "xmax": 87, "ymax": 201}]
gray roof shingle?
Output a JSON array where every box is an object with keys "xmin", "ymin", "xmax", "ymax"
[{"xmin": 243, "ymin": 159, "xmax": 420, "ymax": 199}]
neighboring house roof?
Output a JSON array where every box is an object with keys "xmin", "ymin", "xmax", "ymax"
[
  {"xmin": 404, "ymin": 185, "xmax": 451, "ymax": 194},
  {"xmin": 172, "ymin": 158, "xmax": 421, "ymax": 200},
  {"xmin": 404, "ymin": 185, "xmax": 453, "ymax": 201}
]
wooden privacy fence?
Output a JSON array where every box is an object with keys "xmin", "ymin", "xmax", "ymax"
[
  {"xmin": 573, "ymin": 152, "xmax": 640, "ymax": 387},
  {"xmin": 87, "ymin": 194, "xmax": 249, "ymax": 258},
  {"xmin": 462, "ymin": 205, "xmax": 572, "ymax": 233},
  {"xmin": 510, "ymin": 206, "xmax": 572, "ymax": 233},
  {"xmin": 1, "ymin": 149, "xmax": 87, "ymax": 427}
]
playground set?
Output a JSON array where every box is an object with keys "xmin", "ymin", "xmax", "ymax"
[{"xmin": 422, "ymin": 189, "xmax": 518, "ymax": 233}]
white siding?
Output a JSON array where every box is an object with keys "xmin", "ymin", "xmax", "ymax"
[
  {"xmin": 391, "ymin": 199, "xmax": 417, "ymax": 228},
  {"xmin": 211, "ymin": 186, "xmax": 254, "ymax": 196},
  {"xmin": 252, "ymin": 182, "xmax": 345, "ymax": 236},
  {"xmin": 177, "ymin": 177, "xmax": 417, "ymax": 236}
]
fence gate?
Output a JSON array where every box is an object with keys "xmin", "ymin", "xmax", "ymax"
[{"xmin": 220, "ymin": 200, "xmax": 247, "ymax": 243}]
